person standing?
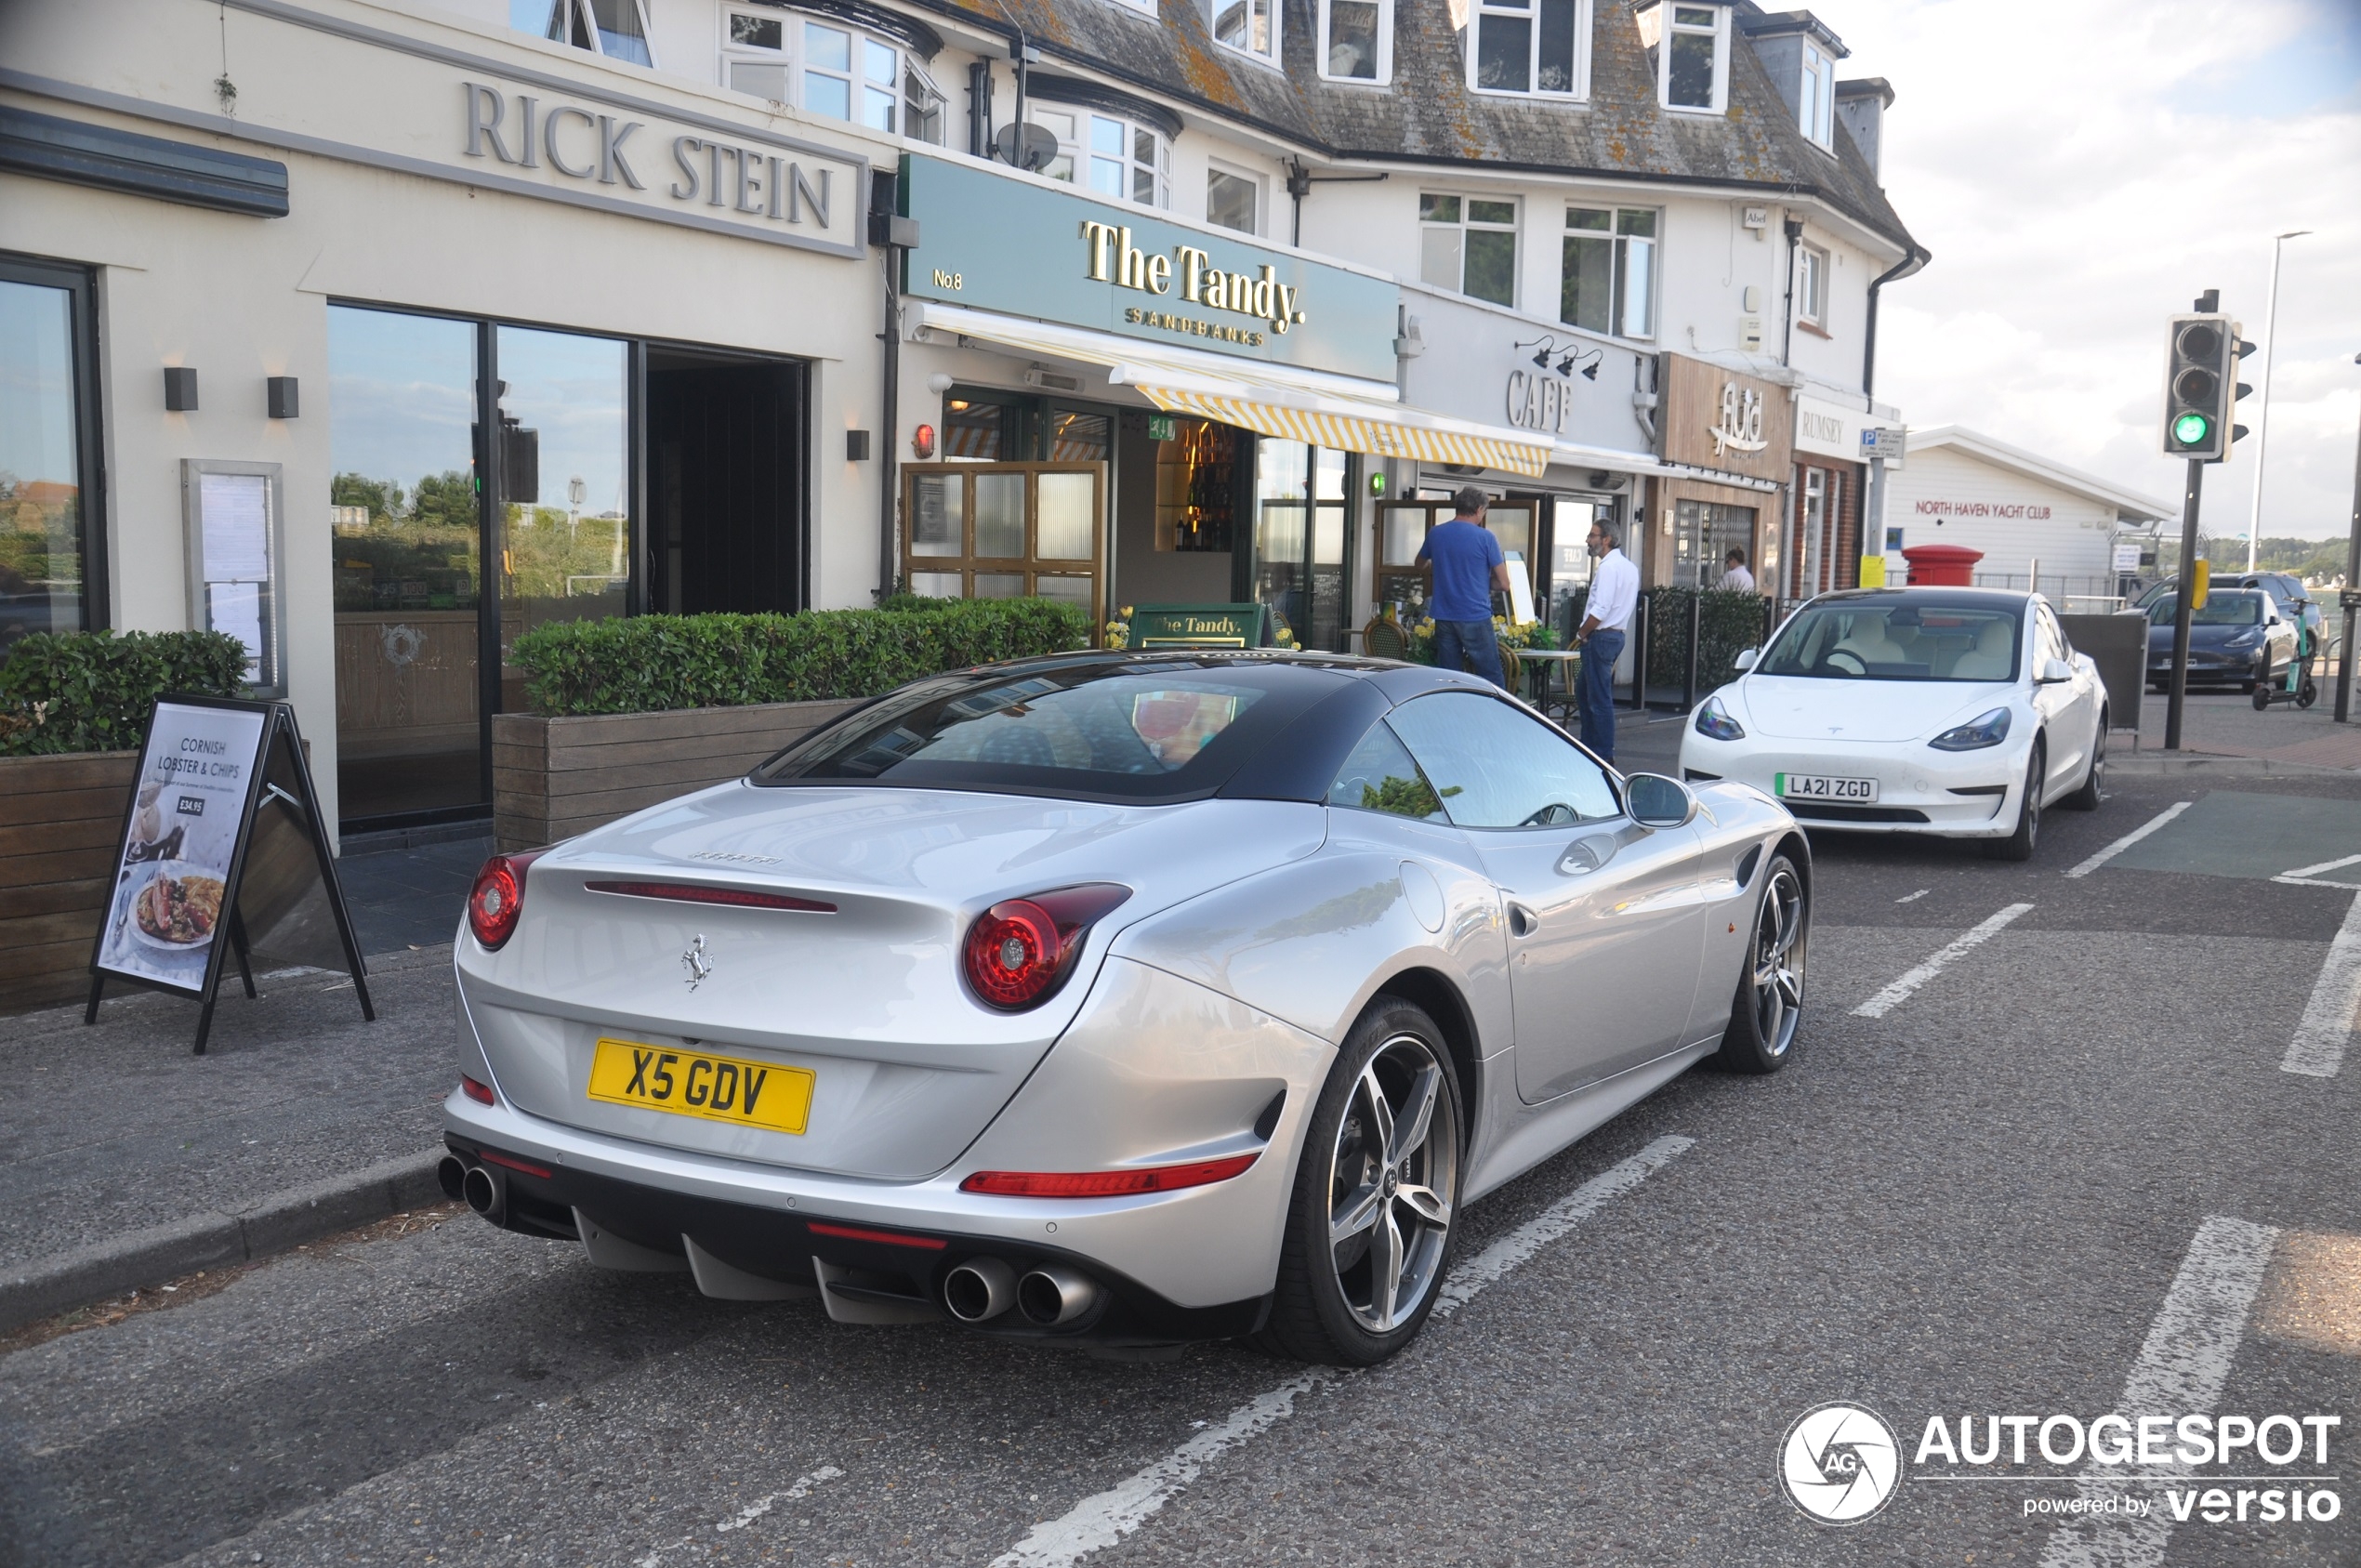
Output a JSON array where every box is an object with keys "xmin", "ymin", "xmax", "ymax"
[
  {"xmin": 1720, "ymin": 547, "xmax": 1755, "ymax": 593},
  {"xmin": 1415, "ymin": 487, "xmax": 1512, "ymax": 688},
  {"xmin": 1576, "ymin": 519, "xmax": 1638, "ymax": 761}
]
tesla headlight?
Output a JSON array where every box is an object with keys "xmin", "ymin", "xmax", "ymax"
[
  {"xmin": 1693, "ymin": 694, "xmax": 1745, "ymax": 742},
  {"xmin": 1929, "ymin": 707, "xmax": 2011, "ymax": 751},
  {"xmin": 2224, "ymin": 628, "xmax": 2263, "ymax": 648}
]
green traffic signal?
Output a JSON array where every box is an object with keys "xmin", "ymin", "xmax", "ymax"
[{"xmin": 2172, "ymin": 411, "xmax": 2212, "ymax": 446}]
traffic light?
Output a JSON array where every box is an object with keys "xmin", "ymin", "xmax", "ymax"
[
  {"xmin": 2224, "ymin": 328, "xmax": 2256, "ymax": 458},
  {"xmin": 2163, "ymin": 312, "xmax": 2235, "ymax": 459}
]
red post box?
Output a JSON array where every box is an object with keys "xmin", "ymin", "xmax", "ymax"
[{"xmin": 1900, "ymin": 545, "xmax": 1985, "ymax": 587}]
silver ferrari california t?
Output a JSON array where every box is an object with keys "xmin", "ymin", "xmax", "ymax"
[{"xmin": 440, "ymin": 651, "xmax": 1810, "ymax": 1364}]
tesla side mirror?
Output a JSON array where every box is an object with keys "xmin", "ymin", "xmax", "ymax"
[
  {"xmin": 1625, "ymin": 772, "xmax": 1696, "ymax": 830},
  {"xmin": 1733, "ymin": 647, "xmax": 1759, "ymax": 671},
  {"xmin": 2037, "ymin": 658, "xmax": 2074, "ymax": 684}
]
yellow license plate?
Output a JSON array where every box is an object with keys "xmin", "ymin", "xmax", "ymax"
[{"xmin": 587, "ymin": 1038, "xmax": 814, "ymax": 1135}]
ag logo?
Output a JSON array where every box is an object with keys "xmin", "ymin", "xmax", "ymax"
[{"xmin": 1779, "ymin": 1402, "xmax": 1902, "ymax": 1525}]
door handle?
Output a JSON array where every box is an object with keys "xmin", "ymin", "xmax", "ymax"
[{"xmin": 1507, "ymin": 903, "xmax": 1537, "ymax": 938}]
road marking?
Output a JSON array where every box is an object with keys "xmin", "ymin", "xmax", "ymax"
[
  {"xmin": 1852, "ymin": 903, "xmax": 2034, "ymax": 1019},
  {"xmin": 2274, "ymin": 851, "xmax": 2361, "ymax": 892},
  {"xmin": 2037, "ymin": 1217, "xmax": 2278, "ymax": 1568},
  {"xmin": 1431, "ymin": 1134, "xmax": 1695, "ymax": 1318},
  {"xmin": 635, "ymin": 1464, "xmax": 843, "ymax": 1566},
  {"xmin": 2063, "ymin": 800, "xmax": 2191, "ymax": 879},
  {"xmin": 989, "ymin": 1136, "xmax": 1693, "ymax": 1568},
  {"xmin": 1895, "ymin": 889, "xmax": 1929, "ymax": 903},
  {"xmin": 2281, "ymin": 890, "xmax": 2361, "ymax": 1077}
]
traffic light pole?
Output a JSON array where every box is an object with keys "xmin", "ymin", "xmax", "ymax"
[
  {"xmin": 2338, "ymin": 375, "xmax": 2361, "ymax": 722},
  {"xmin": 2165, "ymin": 458, "xmax": 2204, "ymax": 751}
]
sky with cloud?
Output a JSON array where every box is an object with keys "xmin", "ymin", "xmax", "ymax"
[{"xmin": 1833, "ymin": 0, "xmax": 2360, "ymax": 544}]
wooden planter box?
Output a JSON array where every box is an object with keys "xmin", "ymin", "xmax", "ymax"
[
  {"xmin": 0, "ymin": 750, "xmax": 138, "ymax": 1016},
  {"xmin": 493, "ymin": 699, "xmax": 862, "ymax": 853}
]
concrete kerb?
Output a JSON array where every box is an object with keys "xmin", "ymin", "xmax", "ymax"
[
  {"xmin": 0, "ymin": 1147, "xmax": 447, "ymax": 1336},
  {"xmin": 2110, "ymin": 752, "xmax": 2358, "ymax": 779}
]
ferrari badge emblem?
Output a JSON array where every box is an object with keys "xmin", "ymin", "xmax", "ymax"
[{"xmin": 682, "ymin": 934, "xmax": 713, "ymax": 990}]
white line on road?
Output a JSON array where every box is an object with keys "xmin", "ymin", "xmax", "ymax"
[
  {"xmin": 988, "ymin": 1136, "xmax": 1695, "ymax": 1568},
  {"xmin": 1895, "ymin": 889, "xmax": 1929, "ymax": 903},
  {"xmin": 2037, "ymin": 1217, "xmax": 2278, "ymax": 1568},
  {"xmin": 1852, "ymin": 903, "xmax": 2034, "ymax": 1019},
  {"xmin": 2282, "ymin": 890, "xmax": 2361, "ymax": 1077},
  {"xmin": 635, "ymin": 1464, "xmax": 845, "ymax": 1567},
  {"xmin": 1431, "ymin": 1135, "xmax": 1695, "ymax": 1318},
  {"xmin": 2273, "ymin": 851, "xmax": 2361, "ymax": 891},
  {"xmin": 2063, "ymin": 800, "xmax": 2191, "ymax": 879}
]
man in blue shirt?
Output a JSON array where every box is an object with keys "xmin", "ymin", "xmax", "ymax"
[{"xmin": 1415, "ymin": 488, "xmax": 1512, "ymax": 687}]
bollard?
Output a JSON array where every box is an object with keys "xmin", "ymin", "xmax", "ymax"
[{"xmin": 1682, "ymin": 592, "xmax": 1702, "ymax": 712}]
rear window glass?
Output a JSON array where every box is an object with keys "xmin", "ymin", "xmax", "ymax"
[
  {"xmin": 2148, "ymin": 592, "xmax": 2263, "ymax": 627},
  {"xmin": 752, "ymin": 658, "xmax": 1333, "ymax": 801}
]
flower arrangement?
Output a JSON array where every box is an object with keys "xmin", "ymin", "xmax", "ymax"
[{"xmin": 1103, "ymin": 607, "xmax": 1134, "ymax": 651}]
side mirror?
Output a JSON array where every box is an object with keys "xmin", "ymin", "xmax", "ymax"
[
  {"xmin": 1625, "ymin": 772, "xmax": 1697, "ymax": 830},
  {"xmin": 2037, "ymin": 657, "xmax": 2074, "ymax": 684},
  {"xmin": 1733, "ymin": 648, "xmax": 1759, "ymax": 671}
]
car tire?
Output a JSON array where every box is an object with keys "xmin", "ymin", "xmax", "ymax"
[
  {"xmin": 1982, "ymin": 740, "xmax": 2045, "ymax": 862},
  {"xmin": 1254, "ymin": 998, "xmax": 1463, "ymax": 1367},
  {"xmin": 2064, "ymin": 710, "xmax": 2106, "ymax": 810},
  {"xmin": 1712, "ymin": 853, "xmax": 1808, "ymax": 1074}
]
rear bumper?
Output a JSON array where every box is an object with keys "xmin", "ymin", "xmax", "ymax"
[{"xmin": 442, "ymin": 955, "xmax": 1336, "ymax": 1343}]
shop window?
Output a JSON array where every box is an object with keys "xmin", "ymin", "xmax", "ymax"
[
  {"xmin": 1206, "ymin": 165, "xmax": 1261, "ymax": 235},
  {"xmin": 1155, "ymin": 418, "xmax": 1236, "ymax": 553},
  {"xmin": 1672, "ymin": 499, "xmax": 1753, "ymax": 588},
  {"xmin": 1419, "ymin": 194, "xmax": 1518, "ymax": 309},
  {"xmin": 517, "ymin": 0, "xmax": 655, "ymax": 67},
  {"xmin": 1049, "ymin": 410, "xmax": 1113, "ymax": 463},
  {"xmin": 903, "ymin": 464, "xmax": 1105, "ymax": 617},
  {"xmin": 1798, "ymin": 466, "xmax": 1831, "ymax": 594},
  {"xmin": 943, "ymin": 396, "xmax": 1007, "ymax": 459},
  {"xmin": 1467, "ymin": 0, "xmax": 1589, "ymax": 96},
  {"xmin": 1212, "ymin": 0, "xmax": 1281, "ymax": 65},
  {"xmin": 1799, "ymin": 41, "xmax": 1834, "ymax": 147},
  {"xmin": 1798, "ymin": 243, "xmax": 1827, "ymax": 329},
  {"xmin": 0, "ymin": 257, "xmax": 103, "ymax": 653},
  {"xmin": 1637, "ymin": 2, "xmax": 1728, "ymax": 113},
  {"xmin": 1374, "ymin": 499, "xmax": 1538, "ymax": 619},
  {"xmin": 1322, "ymin": 0, "xmax": 1391, "ymax": 83},
  {"xmin": 1561, "ymin": 205, "xmax": 1656, "ymax": 339}
]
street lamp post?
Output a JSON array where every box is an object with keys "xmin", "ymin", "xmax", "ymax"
[
  {"xmin": 2337, "ymin": 352, "xmax": 2361, "ymax": 723},
  {"xmin": 2245, "ymin": 229, "xmax": 2312, "ymax": 573}
]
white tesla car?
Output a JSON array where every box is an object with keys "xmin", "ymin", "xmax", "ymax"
[{"xmin": 1678, "ymin": 588, "xmax": 2107, "ymax": 860}]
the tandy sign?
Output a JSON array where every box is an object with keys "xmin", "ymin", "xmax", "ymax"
[
  {"xmin": 459, "ymin": 82, "xmax": 861, "ymax": 255},
  {"xmin": 901, "ymin": 152, "xmax": 1398, "ymax": 383}
]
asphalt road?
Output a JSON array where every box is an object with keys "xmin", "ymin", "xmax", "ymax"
[{"xmin": 7, "ymin": 771, "xmax": 2361, "ymax": 1568}]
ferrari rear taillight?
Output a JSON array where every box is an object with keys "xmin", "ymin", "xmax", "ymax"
[
  {"xmin": 467, "ymin": 850, "xmax": 547, "ymax": 951},
  {"xmin": 959, "ymin": 1153, "xmax": 1259, "ymax": 1198},
  {"xmin": 960, "ymin": 883, "xmax": 1131, "ymax": 1011}
]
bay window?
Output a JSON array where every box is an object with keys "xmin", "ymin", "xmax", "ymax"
[
  {"xmin": 1468, "ymin": 0, "xmax": 1590, "ymax": 96},
  {"xmin": 1030, "ymin": 108, "xmax": 1170, "ymax": 208},
  {"xmin": 718, "ymin": 7, "xmax": 943, "ymax": 140},
  {"xmin": 1560, "ymin": 205, "xmax": 1656, "ymax": 338},
  {"xmin": 1420, "ymin": 194, "xmax": 1518, "ymax": 308},
  {"xmin": 516, "ymin": 0, "xmax": 655, "ymax": 66},
  {"xmin": 1636, "ymin": 1, "xmax": 1728, "ymax": 113},
  {"xmin": 1322, "ymin": 0, "xmax": 1391, "ymax": 83}
]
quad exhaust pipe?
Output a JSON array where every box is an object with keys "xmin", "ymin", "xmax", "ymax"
[
  {"xmin": 439, "ymin": 1153, "xmax": 506, "ymax": 1226},
  {"xmin": 1018, "ymin": 1263, "xmax": 1101, "ymax": 1326}
]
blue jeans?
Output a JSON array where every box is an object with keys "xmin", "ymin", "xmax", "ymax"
[
  {"xmin": 1578, "ymin": 629, "xmax": 1624, "ymax": 760},
  {"xmin": 1432, "ymin": 617, "xmax": 1506, "ymax": 688}
]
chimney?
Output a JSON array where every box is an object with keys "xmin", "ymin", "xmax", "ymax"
[{"xmin": 1835, "ymin": 77, "xmax": 1893, "ymax": 179}]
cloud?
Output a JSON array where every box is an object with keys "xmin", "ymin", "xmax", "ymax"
[{"xmin": 1834, "ymin": 0, "xmax": 2361, "ymax": 538}]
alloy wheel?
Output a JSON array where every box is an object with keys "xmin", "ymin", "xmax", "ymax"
[
  {"xmin": 1326, "ymin": 1035, "xmax": 1458, "ymax": 1334},
  {"xmin": 1750, "ymin": 865, "xmax": 1807, "ymax": 1057}
]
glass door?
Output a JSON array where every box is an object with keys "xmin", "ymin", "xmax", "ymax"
[
  {"xmin": 1252, "ymin": 441, "xmax": 1310, "ymax": 643},
  {"xmin": 326, "ymin": 306, "xmax": 484, "ymax": 822},
  {"xmin": 0, "ymin": 258, "xmax": 100, "ymax": 652}
]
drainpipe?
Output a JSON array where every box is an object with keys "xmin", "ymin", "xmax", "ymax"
[
  {"xmin": 871, "ymin": 172, "xmax": 919, "ymax": 600},
  {"xmin": 1862, "ymin": 244, "xmax": 1925, "ymax": 399},
  {"xmin": 1779, "ymin": 215, "xmax": 1803, "ymax": 366}
]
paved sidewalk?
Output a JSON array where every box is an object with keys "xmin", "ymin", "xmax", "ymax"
[
  {"xmin": 337, "ymin": 833, "xmax": 490, "ymax": 955},
  {"xmin": 2129, "ymin": 686, "xmax": 2361, "ymax": 770}
]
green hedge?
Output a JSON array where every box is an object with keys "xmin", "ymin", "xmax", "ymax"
[
  {"xmin": 511, "ymin": 599, "xmax": 1095, "ymax": 716},
  {"xmin": 0, "ymin": 629, "xmax": 250, "ymax": 756},
  {"xmin": 1642, "ymin": 586, "xmax": 1777, "ymax": 692}
]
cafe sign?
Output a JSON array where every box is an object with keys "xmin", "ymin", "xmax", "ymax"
[
  {"xmin": 1658, "ymin": 353, "xmax": 1792, "ymax": 482},
  {"xmin": 902, "ymin": 152, "xmax": 1399, "ymax": 384}
]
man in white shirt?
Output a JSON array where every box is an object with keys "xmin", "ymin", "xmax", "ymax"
[
  {"xmin": 1720, "ymin": 547, "xmax": 1755, "ymax": 593},
  {"xmin": 1577, "ymin": 520, "xmax": 1639, "ymax": 762}
]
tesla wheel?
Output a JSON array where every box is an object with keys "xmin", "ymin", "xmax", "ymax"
[
  {"xmin": 1256, "ymin": 999, "xmax": 1462, "ymax": 1366},
  {"xmin": 1983, "ymin": 740, "xmax": 2045, "ymax": 862},
  {"xmin": 1714, "ymin": 854, "xmax": 1807, "ymax": 1074},
  {"xmin": 2064, "ymin": 711, "xmax": 2106, "ymax": 810}
]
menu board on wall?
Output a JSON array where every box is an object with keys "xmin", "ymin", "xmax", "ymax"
[
  {"xmin": 182, "ymin": 461, "xmax": 284, "ymax": 694},
  {"xmin": 88, "ymin": 695, "xmax": 374, "ymax": 1054}
]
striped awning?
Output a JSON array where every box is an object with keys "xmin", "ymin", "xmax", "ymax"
[
  {"xmin": 905, "ymin": 301, "xmax": 1552, "ymax": 477},
  {"xmin": 1128, "ymin": 383, "xmax": 1550, "ymax": 477}
]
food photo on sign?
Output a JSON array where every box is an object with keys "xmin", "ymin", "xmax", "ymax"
[{"xmin": 92, "ymin": 702, "xmax": 268, "ymax": 994}]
